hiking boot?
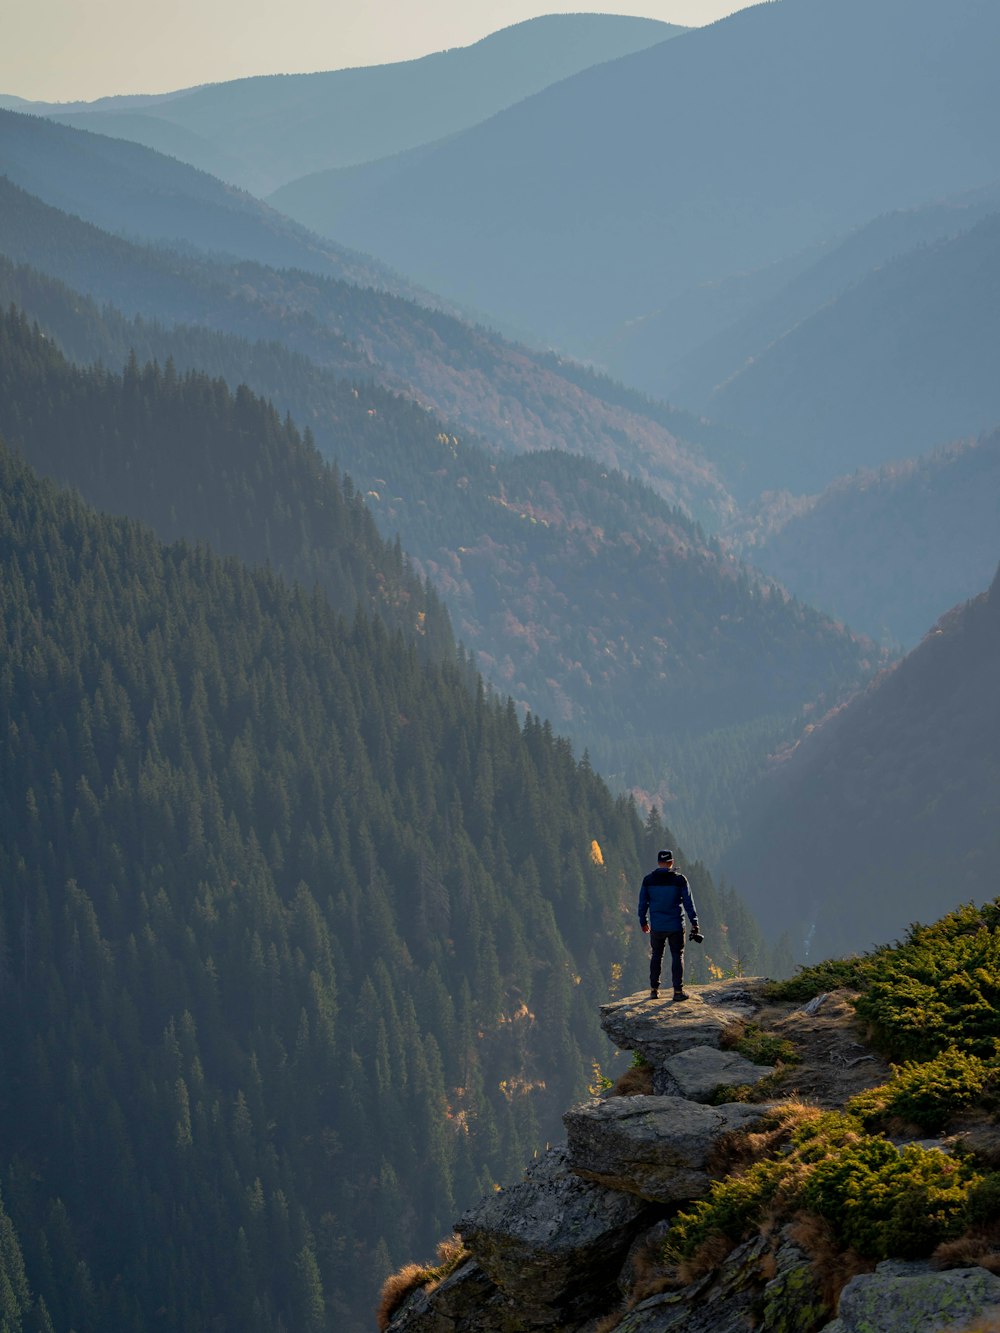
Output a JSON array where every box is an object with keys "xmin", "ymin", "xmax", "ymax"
[
  {"xmin": 673, "ymin": 990, "xmax": 690, "ymax": 1001},
  {"xmin": 649, "ymin": 987, "xmax": 659, "ymax": 999}
]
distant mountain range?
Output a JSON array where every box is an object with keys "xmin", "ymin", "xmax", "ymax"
[
  {"xmin": 8, "ymin": 15, "xmax": 681, "ymax": 195},
  {"xmin": 734, "ymin": 431, "xmax": 1000, "ymax": 649},
  {"xmin": 267, "ymin": 0, "xmax": 1000, "ymax": 362},
  {"xmin": 724, "ymin": 563, "xmax": 1000, "ymax": 960}
]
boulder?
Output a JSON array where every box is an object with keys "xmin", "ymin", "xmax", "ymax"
[
  {"xmin": 819, "ymin": 1260, "xmax": 1000, "ymax": 1333},
  {"xmin": 601, "ymin": 981, "xmax": 763, "ymax": 1065},
  {"xmin": 456, "ymin": 1146, "xmax": 659, "ymax": 1326},
  {"xmin": 564, "ymin": 1095, "xmax": 771, "ymax": 1202},
  {"xmin": 653, "ymin": 1045, "xmax": 775, "ymax": 1101}
]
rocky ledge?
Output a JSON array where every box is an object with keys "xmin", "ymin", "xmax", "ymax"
[{"xmin": 384, "ymin": 983, "xmax": 1000, "ymax": 1332}]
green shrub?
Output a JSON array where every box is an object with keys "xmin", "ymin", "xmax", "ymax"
[
  {"xmin": 666, "ymin": 1157, "xmax": 792, "ymax": 1259},
  {"xmin": 733, "ymin": 1025, "xmax": 800, "ymax": 1067},
  {"xmin": 666, "ymin": 1110, "xmax": 981, "ymax": 1266},
  {"xmin": 853, "ymin": 902, "xmax": 1000, "ymax": 1062},
  {"xmin": 967, "ymin": 1172, "xmax": 1000, "ymax": 1226},
  {"xmin": 763, "ymin": 956, "xmax": 874, "ymax": 1002},
  {"xmin": 801, "ymin": 1138, "xmax": 979, "ymax": 1259},
  {"xmin": 848, "ymin": 1050, "xmax": 999, "ymax": 1134}
]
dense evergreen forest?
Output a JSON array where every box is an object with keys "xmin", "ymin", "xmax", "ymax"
[
  {"xmin": 0, "ymin": 431, "xmax": 768, "ymax": 1327},
  {"xmin": 0, "ymin": 275, "xmax": 881, "ymax": 859}
]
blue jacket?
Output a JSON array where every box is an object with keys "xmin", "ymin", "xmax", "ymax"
[{"xmin": 638, "ymin": 867, "xmax": 698, "ymax": 934}]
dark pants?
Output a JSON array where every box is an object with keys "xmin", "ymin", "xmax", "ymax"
[{"xmin": 650, "ymin": 930, "xmax": 684, "ymax": 992}]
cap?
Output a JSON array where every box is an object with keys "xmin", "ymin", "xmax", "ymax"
[{"xmin": 657, "ymin": 849, "xmax": 674, "ymax": 863}]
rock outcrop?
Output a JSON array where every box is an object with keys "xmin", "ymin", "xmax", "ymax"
[
  {"xmin": 818, "ymin": 1259, "xmax": 1000, "ymax": 1333},
  {"xmin": 383, "ymin": 981, "xmax": 1000, "ymax": 1333},
  {"xmin": 455, "ymin": 1145, "xmax": 659, "ymax": 1327},
  {"xmin": 564, "ymin": 1095, "xmax": 770, "ymax": 1202},
  {"xmin": 599, "ymin": 981, "xmax": 759, "ymax": 1065}
]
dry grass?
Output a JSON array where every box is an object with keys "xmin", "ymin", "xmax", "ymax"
[
  {"xmin": 375, "ymin": 1236, "xmax": 469, "ymax": 1331},
  {"xmin": 625, "ymin": 1229, "xmax": 685, "ymax": 1306},
  {"xmin": 934, "ymin": 1234, "xmax": 1000, "ymax": 1275},
  {"xmin": 719, "ymin": 1019, "xmax": 750, "ymax": 1050},
  {"xmin": 591, "ymin": 1309, "xmax": 626, "ymax": 1332},
  {"xmin": 612, "ymin": 1063, "xmax": 654, "ymax": 1096},
  {"xmin": 945, "ymin": 1316, "xmax": 1000, "ymax": 1333},
  {"xmin": 376, "ymin": 1263, "xmax": 430, "ymax": 1330},
  {"xmin": 706, "ymin": 1100, "xmax": 820, "ymax": 1177},
  {"xmin": 675, "ymin": 1232, "xmax": 736, "ymax": 1285},
  {"xmin": 786, "ymin": 1212, "xmax": 873, "ymax": 1310}
]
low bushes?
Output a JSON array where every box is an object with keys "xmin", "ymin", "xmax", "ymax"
[{"xmin": 666, "ymin": 1108, "xmax": 981, "ymax": 1269}]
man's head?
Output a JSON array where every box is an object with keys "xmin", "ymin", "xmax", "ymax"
[{"xmin": 657, "ymin": 849, "xmax": 674, "ymax": 866}]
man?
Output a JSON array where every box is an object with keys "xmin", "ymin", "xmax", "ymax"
[{"xmin": 638, "ymin": 849, "xmax": 700, "ymax": 1001}]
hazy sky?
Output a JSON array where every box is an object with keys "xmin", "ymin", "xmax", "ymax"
[{"xmin": 4, "ymin": 0, "xmax": 752, "ymax": 103}]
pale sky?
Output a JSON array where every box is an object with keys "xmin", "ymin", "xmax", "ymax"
[{"xmin": 2, "ymin": 0, "xmax": 752, "ymax": 103}]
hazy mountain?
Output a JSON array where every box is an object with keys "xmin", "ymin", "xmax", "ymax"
[
  {"xmin": 0, "ymin": 175, "xmax": 732, "ymax": 524},
  {"xmin": 0, "ymin": 108, "xmax": 416, "ymax": 294},
  {"xmin": 616, "ymin": 180, "xmax": 1000, "ymax": 408},
  {"xmin": 734, "ymin": 431, "xmax": 1000, "ymax": 649},
  {"xmin": 18, "ymin": 15, "xmax": 683, "ymax": 194},
  {"xmin": 723, "ymin": 564, "xmax": 1000, "ymax": 960},
  {"xmin": 273, "ymin": 0, "xmax": 1000, "ymax": 358},
  {"xmin": 702, "ymin": 212, "xmax": 1000, "ymax": 496},
  {"xmin": 47, "ymin": 108, "xmax": 256, "ymax": 188}
]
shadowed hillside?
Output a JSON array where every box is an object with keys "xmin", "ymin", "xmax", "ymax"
[
  {"xmin": 735, "ymin": 431, "xmax": 1000, "ymax": 649},
  {"xmin": 723, "ymin": 564, "xmax": 1000, "ymax": 960}
]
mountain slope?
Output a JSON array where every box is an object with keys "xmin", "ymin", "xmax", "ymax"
[
  {"xmin": 3, "ymin": 428, "xmax": 767, "ymax": 1328},
  {"xmin": 0, "ymin": 108, "xmax": 414, "ymax": 294},
  {"xmin": 723, "ymin": 565, "xmax": 1000, "ymax": 960},
  {"xmin": 0, "ymin": 303, "xmax": 453, "ymax": 656},
  {"xmin": 27, "ymin": 15, "xmax": 683, "ymax": 194},
  {"xmin": 276, "ymin": 0, "xmax": 1000, "ymax": 355},
  {"xmin": 736, "ymin": 430, "xmax": 1000, "ymax": 649},
  {"xmin": 0, "ymin": 176, "xmax": 731, "ymax": 521},
  {"xmin": 666, "ymin": 181, "xmax": 1000, "ymax": 412},
  {"xmin": 0, "ymin": 267, "xmax": 884, "ymax": 851},
  {"xmin": 703, "ymin": 212, "xmax": 1000, "ymax": 495}
]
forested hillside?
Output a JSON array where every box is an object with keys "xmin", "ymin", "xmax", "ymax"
[
  {"xmin": 724, "ymin": 564, "xmax": 1000, "ymax": 961},
  {"xmin": 0, "ymin": 177, "xmax": 729, "ymax": 521},
  {"xmin": 0, "ymin": 298, "xmax": 882, "ymax": 855},
  {"xmin": 0, "ymin": 304, "xmax": 453, "ymax": 657},
  {"xmin": 0, "ymin": 436, "xmax": 774, "ymax": 1328},
  {"xmin": 736, "ymin": 431, "xmax": 1000, "ymax": 648}
]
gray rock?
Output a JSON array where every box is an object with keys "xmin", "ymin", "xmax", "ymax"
[
  {"xmin": 614, "ymin": 1234, "xmax": 767, "ymax": 1331},
  {"xmin": 385, "ymin": 1260, "xmax": 508, "ymax": 1332},
  {"xmin": 759, "ymin": 1237, "xmax": 830, "ymax": 1332},
  {"xmin": 617, "ymin": 1219, "xmax": 674, "ymax": 1297},
  {"xmin": 457, "ymin": 1146, "xmax": 658, "ymax": 1326},
  {"xmin": 601, "ymin": 981, "xmax": 763, "ymax": 1065},
  {"xmin": 655, "ymin": 1045, "xmax": 775, "ymax": 1102},
  {"xmin": 564, "ymin": 1094, "xmax": 771, "ymax": 1202},
  {"xmin": 819, "ymin": 1260, "xmax": 1000, "ymax": 1333}
]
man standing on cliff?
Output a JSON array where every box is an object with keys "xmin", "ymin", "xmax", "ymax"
[{"xmin": 638, "ymin": 849, "xmax": 701, "ymax": 1001}]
